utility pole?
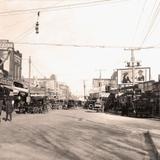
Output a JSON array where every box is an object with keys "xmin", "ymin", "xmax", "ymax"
[
  {"xmin": 83, "ymin": 80, "xmax": 86, "ymax": 100},
  {"xmin": 28, "ymin": 56, "xmax": 31, "ymax": 96},
  {"xmin": 131, "ymin": 49, "xmax": 135, "ymax": 85},
  {"xmin": 96, "ymin": 69, "xmax": 107, "ymax": 90},
  {"xmin": 99, "ymin": 69, "xmax": 102, "ymax": 93},
  {"xmin": 124, "ymin": 48, "xmax": 140, "ymax": 85},
  {"xmin": 26, "ymin": 56, "xmax": 31, "ymax": 105}
]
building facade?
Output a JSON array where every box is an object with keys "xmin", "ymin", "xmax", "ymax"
[
  {"xmin": 24, "ymin": 74, "xmax": 58, "ymax": 97},
  {"xmin": 0, "ymin": 40, "xmax": 22, "ymax": 80},
  {"xmin": 8, "ymin": 50, "xmax": 22, "ymax": 80},
  {"xmin": 91, "ymin": 78, "xmax": 117, "ymax": 93},
  {"xmin": 58, "ymin": 83, "xmax": 71, "ymax": 100}
]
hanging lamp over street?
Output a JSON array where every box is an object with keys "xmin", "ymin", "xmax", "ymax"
[{"xmin": 35, "ymin": 11, "xmax": 40, "ymax": 34}]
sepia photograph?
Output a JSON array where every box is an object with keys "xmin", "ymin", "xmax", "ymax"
[{"xmin": 0, "ymin": 0, "xmax": 160, "ymax": 160}]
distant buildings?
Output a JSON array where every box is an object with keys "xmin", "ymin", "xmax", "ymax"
[
  {"xmin": 24, "ymin": 74, "xmax": 71, "ymax": 100},
  {"xmin": 58, "ymin": 83, "xmax": 71, "ymax": 100}
]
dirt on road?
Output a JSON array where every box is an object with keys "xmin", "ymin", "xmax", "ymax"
[{"xmin": 0, "ymin": 109, "xmax": 159, "ymax": 160}]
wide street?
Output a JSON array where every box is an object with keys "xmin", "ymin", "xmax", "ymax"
[{"xmin": 0, "ymin": 108, "xmax": 159, "ymax": 160}]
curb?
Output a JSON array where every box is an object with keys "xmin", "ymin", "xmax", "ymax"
[{"xmin": 144, "ymin": 131, "xmax": 160, "ymax": 160}]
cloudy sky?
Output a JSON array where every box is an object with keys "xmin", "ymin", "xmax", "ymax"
[{"xmin": 0, "ymin": 0, "xmax": 160, "ymax": 95}]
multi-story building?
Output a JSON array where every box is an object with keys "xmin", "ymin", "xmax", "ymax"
[
  {"xmin": 0, "ymin": 40, "xmax": 22, "ymax": 81},
  {"xmin": 24, "ymin": 74, "xmax": 57, "ymax": 97},
  {"xmin": 8, "ymin": 50, "xmax": 22, "ymax": 80},
  {"xmin": 24, "ymin": 74, "xmax": 72, "ymax": 99},
  {"xmin": 58, "ymin": 83, "xmax": 71, "ymax": 100}
]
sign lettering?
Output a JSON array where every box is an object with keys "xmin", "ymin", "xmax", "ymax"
[{"xmin": 0, "ymin": 42, "xmax": 14, "ymax": 49}]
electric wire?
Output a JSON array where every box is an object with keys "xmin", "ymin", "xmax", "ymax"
[
  {"xmin": 31, "ymin": 61, "xmax": 46, "ymax": 78},
  {"xmin": 0, "ymin": 14, "xmax": 35, "ymax": 36},
  {"xmin": 2, "ymin": 0, "xmax": 159, "ymax": 50},
  {"xmin": 141, "ymin": 0, "xmax": 160, "ymax": 46},
  {"xmin": 12, "ymin": 24, "xmax": 35, "ymax": 42},
  {"xmin": 132, "ymin": 0, "xmax": 148, "ymax": 44},
  {"xmin": 0, "ymin": 0, "xmax": 129, "ymax": 16},
  {"xmin": 142, "ymin": 0, "xmax": 160, "ymax": 45},
  {"xmin": 2, "ymin": 0, "xmax": 65, "ymax": 41},
  {"xmin": 141, "ymin": 0, "xmax": 160, "ymax": 44},
  {"xmin": 146, "ymin": 16, "xmax": 160, "ymax": 41},
  {"xmin": 14, "ymin": 41, "xmax": 155, "ymax": 50}
]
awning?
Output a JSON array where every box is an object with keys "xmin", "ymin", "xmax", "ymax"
[{"xmin": 3, "ymin": 85, "xmax": 28, "ymax": 95}]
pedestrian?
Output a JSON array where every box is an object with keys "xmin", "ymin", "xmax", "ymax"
[
  {"xmin": 0, "ymin": 99, "xmax": 3, "ymax": 123},
  {"xmin": 5, "ymin": 97, "xmax": 14, "ymax": 121}
]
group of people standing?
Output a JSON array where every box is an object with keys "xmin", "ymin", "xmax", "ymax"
[{"xmin": 0, "ymin": 96, "xmax": 14, "ymax": 122}]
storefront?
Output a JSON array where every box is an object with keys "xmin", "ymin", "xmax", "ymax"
[{"xmin": 153, "ymin": 82, "xmax": 160, "ymax": 116}]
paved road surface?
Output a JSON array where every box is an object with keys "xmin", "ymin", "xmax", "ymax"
[{"xmin": 0, "ymin": 109, "xmax": 159, "ymax": 160}]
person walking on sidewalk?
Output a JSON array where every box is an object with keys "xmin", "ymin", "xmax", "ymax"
[
  {"xmin": 0, "ymin": 99, "xmax": 3, "ymax": 123},
  {"xmin": 5, "ymin": 97, "xmax": 14, "ymax": 121}
]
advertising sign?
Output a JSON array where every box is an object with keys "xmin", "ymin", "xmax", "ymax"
[
  {"xmin": 0, "ymin": 50, "xmax": 10, "ymax": 77},
  {"xmin": 0, "ymin": 40, "xmax": 13, "ymax": 71},
  {"xmin": 0, "ymin": 50, "xmax": 10, "ymax": 65},
  {"xmin": 0, "ymin": 39, "xmax": 14, "ymax": 50},
  {"xmin": 117, "ymin": 67, "xmax": 151, "ymax": 85}
]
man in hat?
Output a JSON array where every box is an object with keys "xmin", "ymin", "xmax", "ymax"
[
  {"xmin": 0, "ymin": 99, "xmax": 3, "ymax": 123},
  {"xmin": 5, "ymin": 96, "xmax": 14, "ymax": 121}
]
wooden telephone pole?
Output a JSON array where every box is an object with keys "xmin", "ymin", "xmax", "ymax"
[
  {"xmin": 124, "ymin": 48, "xmax": 141, "ymax": 85},
  {"xmin": 28, "ymin": 56, "xmax": 31, "ymax": 96},
  {"xmin": 83, "ymin": 80, "xmax": 86, "ymax": 100}
]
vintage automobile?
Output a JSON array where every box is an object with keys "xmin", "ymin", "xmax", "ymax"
[
  {"xmin": 93, "ymin": 101, "xmax": 104, "ymax": 112},
  {"xmin": 27, "ymin": 95, "xmax": 48, "ymax": 114},
  {"xmin": 93, "ymin": 102, "xmax": 102, "ymax": 112},
  {"xmin": 84, "ymin": 100, "xmax": 96, "ymax": 109}
]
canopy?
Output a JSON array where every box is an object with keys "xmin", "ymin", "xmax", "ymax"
[{"xmin": 3, "ymin": 85, "xmax": 28, "ymax": 95}]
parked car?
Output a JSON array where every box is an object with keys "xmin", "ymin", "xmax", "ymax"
[{"xmin": 93, "ymin": 102, "xmax": 103, "ymax": 112}]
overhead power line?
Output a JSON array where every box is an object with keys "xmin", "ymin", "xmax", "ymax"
[
  {"xmin": 132, "ymin": 0, "xmax": 148, "ymax": 44},
  {"xmin": 31, "ymin": 61, "xmax": 46, "ymax": 78},
  {"xmin": 14, "ymin": 42, "xmax": 155, "ymax": 50},
  {"xmin": 141, "ymin": 0, "xmax": 160, "ymax": 46},
  {"xmin": 13, "ymin": 25, "xmax": 35, "ymax": 42},
  {"xmin": 0, "ymin": 0, "xmax": 129, "ymax": 16}
]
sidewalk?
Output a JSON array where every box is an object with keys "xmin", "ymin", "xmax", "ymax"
[{"xmin": 148, "ymin": 130, "xmax": 160, "ymax": 160}]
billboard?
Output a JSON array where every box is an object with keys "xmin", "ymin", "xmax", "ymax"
[
  {"xmin": 117, "ymin": 67, "xmax": 151, "ymax": 85},
  {"xmin": 0, "ymin": 39, "xmax": 14, "ymax": 50}
]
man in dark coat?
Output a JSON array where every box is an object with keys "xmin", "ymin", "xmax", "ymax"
[
  {"xmin": 0, "ymin": 99, "xmax": 3, "ymax": 122},
  {"xmin": 5, "ymin": 97, "xmax": 14, "ymax": 121}
]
